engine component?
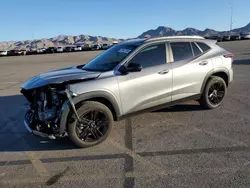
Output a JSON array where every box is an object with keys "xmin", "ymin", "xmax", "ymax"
[
  {"xmin": 22, "ymin": 86, "xmax": 66, "ymax": 137},
  {"xmin": 65, "ymin": 88, "xmax": 80, "ymax": 121},
  {"xmin": 65, "ymin": 88, "xmax": 90, "ymax": 125},
  {"xmin": 38, "ymin": 108, "xmax": 57, "ymax": 121}
]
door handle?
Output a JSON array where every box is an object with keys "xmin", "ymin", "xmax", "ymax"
[
  {"xmin": 199, "ymin": 61, "xmax": 208, "ymax": 66},
  {"xmin": 158, "ymin": 69, "xmax": 169, "ymax": 74}
]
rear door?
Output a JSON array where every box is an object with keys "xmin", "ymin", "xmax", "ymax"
[{"xmin": 169, "ymin": 41, "xmax": 213, "ymax": 101}]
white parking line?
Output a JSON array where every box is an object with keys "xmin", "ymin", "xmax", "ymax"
[
  {"xmin": 25, "ymin": 151, "xmax": 49, "ymax": 177},
  {"xmin": 0, "ymin": 109, "xmax": 49, "ymax": 178}
]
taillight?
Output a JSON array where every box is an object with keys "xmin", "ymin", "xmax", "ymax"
[
  {"xmin": 223, "ymin": 54, "xmax": 234, "ymax": 63},
  {"xmin": 223, "ymin": 54, "xmax": 234, "ymax": 58}
]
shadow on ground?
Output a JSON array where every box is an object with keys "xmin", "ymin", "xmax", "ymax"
[
  {"xmin": 241, "ymin": 53, "xmax": 250, "ymax": 56},
  {"xmin": 233, "ymin": 59, "xmax": 250, "ymax": 65},
  {"xmin": 0, "ymin": 94, "xmax": 208, "ymax": 152},
  {"xmin": 0, "ymin": 94, "xmax": 78, "ymax": 152},
  {"xmin": 153, "ymin": 104, "xmax": 205, "ymax": 113}
]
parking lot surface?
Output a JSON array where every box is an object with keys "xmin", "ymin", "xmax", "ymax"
[{"xmin": 0, "ymin": 41, "xmax": 250, "ymax": 188}]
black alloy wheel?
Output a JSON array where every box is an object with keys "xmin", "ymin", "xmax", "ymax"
[
  {"xmin": 76, "ymin": 110, "xmax": 109, "ymax": 142},
  {"xmin": 207, "ymin": 81, "xmax": 226, "ymax": 105},
  {"xmin": 199, "ymin": 76, "xmax": 227, "ymax": 109},
  {"xmin": 68, "ymin": 101, "xmax": 113, "ymax": 148}
]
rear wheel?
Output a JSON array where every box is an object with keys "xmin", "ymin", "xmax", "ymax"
[
  {"xmin": 199, "ymin": 76, "xmax": 227, "ymax": 109},
  {"xmin": 68, "ymin": 101, "xmax": 113, "ymax": 148}
]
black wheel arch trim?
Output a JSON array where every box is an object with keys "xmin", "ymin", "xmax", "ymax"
[
  {"xmin": 200, "ymin": 68, "xmax": 229, "ymax": 93},
  {"xmin": 59, "ymin": 91, "xmax": 121, "ymax": 134}
]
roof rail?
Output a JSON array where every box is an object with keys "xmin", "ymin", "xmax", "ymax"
[{"xmin": 145, "ymin": 35, "xmax": 205, "ymax": 42}]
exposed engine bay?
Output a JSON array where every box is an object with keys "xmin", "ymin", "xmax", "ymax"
[{"xmin": 21, "ymin": 85, "xmax": 69, "ymax": 138}]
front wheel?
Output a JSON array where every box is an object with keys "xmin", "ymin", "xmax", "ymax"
[
  {"xmin": 199, "ymin": 76, "xmax": 227, "ymax": 109},
  {"xmin": 68, "ymin": 101, "xmax": 113, "ymax": 148}
]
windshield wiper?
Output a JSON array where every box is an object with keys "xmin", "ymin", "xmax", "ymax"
[
  {"xmin": 82, "ymin": 67, "xmax": 108, "ymax": 72},
  {"xmin": 82, "ymin": 61, "xmax": 120, "ymax": 72}
]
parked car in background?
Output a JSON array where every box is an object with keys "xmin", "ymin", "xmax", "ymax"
[
  {"xmin": 82, "ymin": 44, "xmax": 91, "ymax": 51},
  {"xmin": 222, "ymin": 35, "xmax": 231, "ymax": 41},
  {"xmin": 101, "ymin": 43, "xmax": 110, "ymax": 50},
  {"xmin": 56, "ymin": 46, "xmax": 65, "ymax": 53},
  {"xmin": 8, "ymin": 50, "xmax": 19, "ymax": 56},
  {"xmin": 216, "ymin": 36, "xmax": 223, "ymax": 42},
  {"xmin": 18, "ymin": 50, "xmax": 27, "ymax": 55},
  {"xmin": 230, "ymin": 35, "xmax": 241, "ymax": 40},
  {"xmin": 240, "ymin": 32, "xmax": 250, "ymax": 40},
  {"xmin": 64, "ymin": 46, "xmax": 74, "ymax": 52},
  {"xmin": 26, "ymin": 50, "xmax": 37, "ymax": 55},
  {"xmin": 0, "ymin": 50, "xmax": 8, "ymax": 56},
  {"xmin": 109, "ymin": 41, "xmax": 119, "ymax": 47},
  {"xmin": 37, "ymin": 48, "xmax": 46, "ymax": 54},
  {"xmin": 74, "ymin": 45, "xmax": 82, "ymax": 51},
  {"xmin": 91, "ymin": 44, "xmax": 102, "ymax": 50},
  {"xmin": 45, "ymin": 47, "xmax": 57, "ymax": 53},
  {"xmin": 204, "ymin": 36, "xmax": 222, "ymax": 42}
]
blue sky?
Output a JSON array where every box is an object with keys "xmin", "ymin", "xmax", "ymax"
[{"xmin": 0, "ymin": 0, "xmax": 249, "ymax": 41}]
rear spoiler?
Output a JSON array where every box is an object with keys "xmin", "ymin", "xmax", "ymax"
[
  {"xmin": 205, "ymin": 39, "xmax": 218, "ymax": 43},
  {"xmin": 204, "ymin": 39, "xmax": 219, "ymax": 46}
]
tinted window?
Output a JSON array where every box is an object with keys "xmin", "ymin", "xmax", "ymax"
[
  {"xmin": 130, "ymin": 44, "xmax": 166, "ymax": 68},
  {"xmin": 171, "ymin": 42, "xmax": 193, "ymax": 61},
  {"xmin": 196, "ymin": 42, "xmax": 211, "ymax": 52},
  {"xmin": 191, "ymin": 42, "xmax": 202, "ymax": 56}
]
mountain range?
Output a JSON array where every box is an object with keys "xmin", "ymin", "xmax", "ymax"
[
  {"xmin": 0, "ymin": 23, "xmax": 250, "ymax": 51},
  {"xmin": 0, "ymin": 35, "xmax": 122, "ymax": 51},
  {"xmin": 138, "ymin": 23, "xmax": 250, "ymax": 38}
]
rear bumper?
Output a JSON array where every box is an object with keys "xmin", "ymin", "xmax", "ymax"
[{"xmin": 229, "ymin": 67, "xmax": 233, "ymax": 83}]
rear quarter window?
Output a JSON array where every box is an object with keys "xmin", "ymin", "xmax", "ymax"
[
  {"xmin": 191, "ymin": 42, "xmax": 202, "ymax": 56},
  {"xmin": 196, "ymin": 42, "xmax": 211, "ymax": 53}
]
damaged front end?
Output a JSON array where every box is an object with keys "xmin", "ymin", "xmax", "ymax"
[
  {"xmin": 20, "ymin": 66, "xmax": 101, "ymax": 139},
  {"xmin": 21, "ymin": 84, "xmax": 72, "ymax": 139}
]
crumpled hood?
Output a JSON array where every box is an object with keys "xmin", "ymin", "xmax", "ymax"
[{"xmin": 21, "ymin": 66, "xmax": 101, "ymax": 90}]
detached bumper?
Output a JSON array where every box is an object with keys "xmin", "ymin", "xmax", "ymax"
[{"xmin": 24, "ymin": 119, "xmax": 56, "ymax": 139}]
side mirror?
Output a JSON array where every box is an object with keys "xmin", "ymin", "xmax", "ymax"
[{"xmin": 119, "ymin": 63, "xmax": 142, "ymax": 74}]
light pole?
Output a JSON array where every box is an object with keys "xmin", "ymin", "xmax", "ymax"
[{"xmin": 230, "ymin": 7, "xmax": 233, "ymax": 32}]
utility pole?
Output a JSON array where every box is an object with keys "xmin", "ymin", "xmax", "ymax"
[{"xmin": 230, "ymin": 6, "xmax": 233, "ymax": 31}]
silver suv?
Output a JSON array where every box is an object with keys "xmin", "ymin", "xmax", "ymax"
[{"xmin": 21, "ymin": 36, "xmax": 234, "ymax": 147}]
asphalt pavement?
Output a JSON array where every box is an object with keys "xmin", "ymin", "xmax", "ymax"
[{"xmin": 0, "ymin": 40, "xmax": 250, "ymax": 188}]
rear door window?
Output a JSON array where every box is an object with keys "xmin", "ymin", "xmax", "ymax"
[{"xmin": 170, "ymin": 42, "xmax": 193, "ymax": 61}]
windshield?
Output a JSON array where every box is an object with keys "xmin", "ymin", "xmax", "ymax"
[{"xmin": 82, "ymin": 43, "xmax": 138, "ymax": 71}]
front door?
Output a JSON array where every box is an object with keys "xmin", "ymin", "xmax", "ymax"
[{"xmin": 117, "ymin": 43, "xmax": 172, "ymax": 115}]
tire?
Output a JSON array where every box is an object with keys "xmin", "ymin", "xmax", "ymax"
[
  {"xmin": 68, "ymin": 101, "xmax": 114, "ymax": 148},
  {"xmin": 199, "ymin": 76, "xmax": 227, "ymax": 109}
]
